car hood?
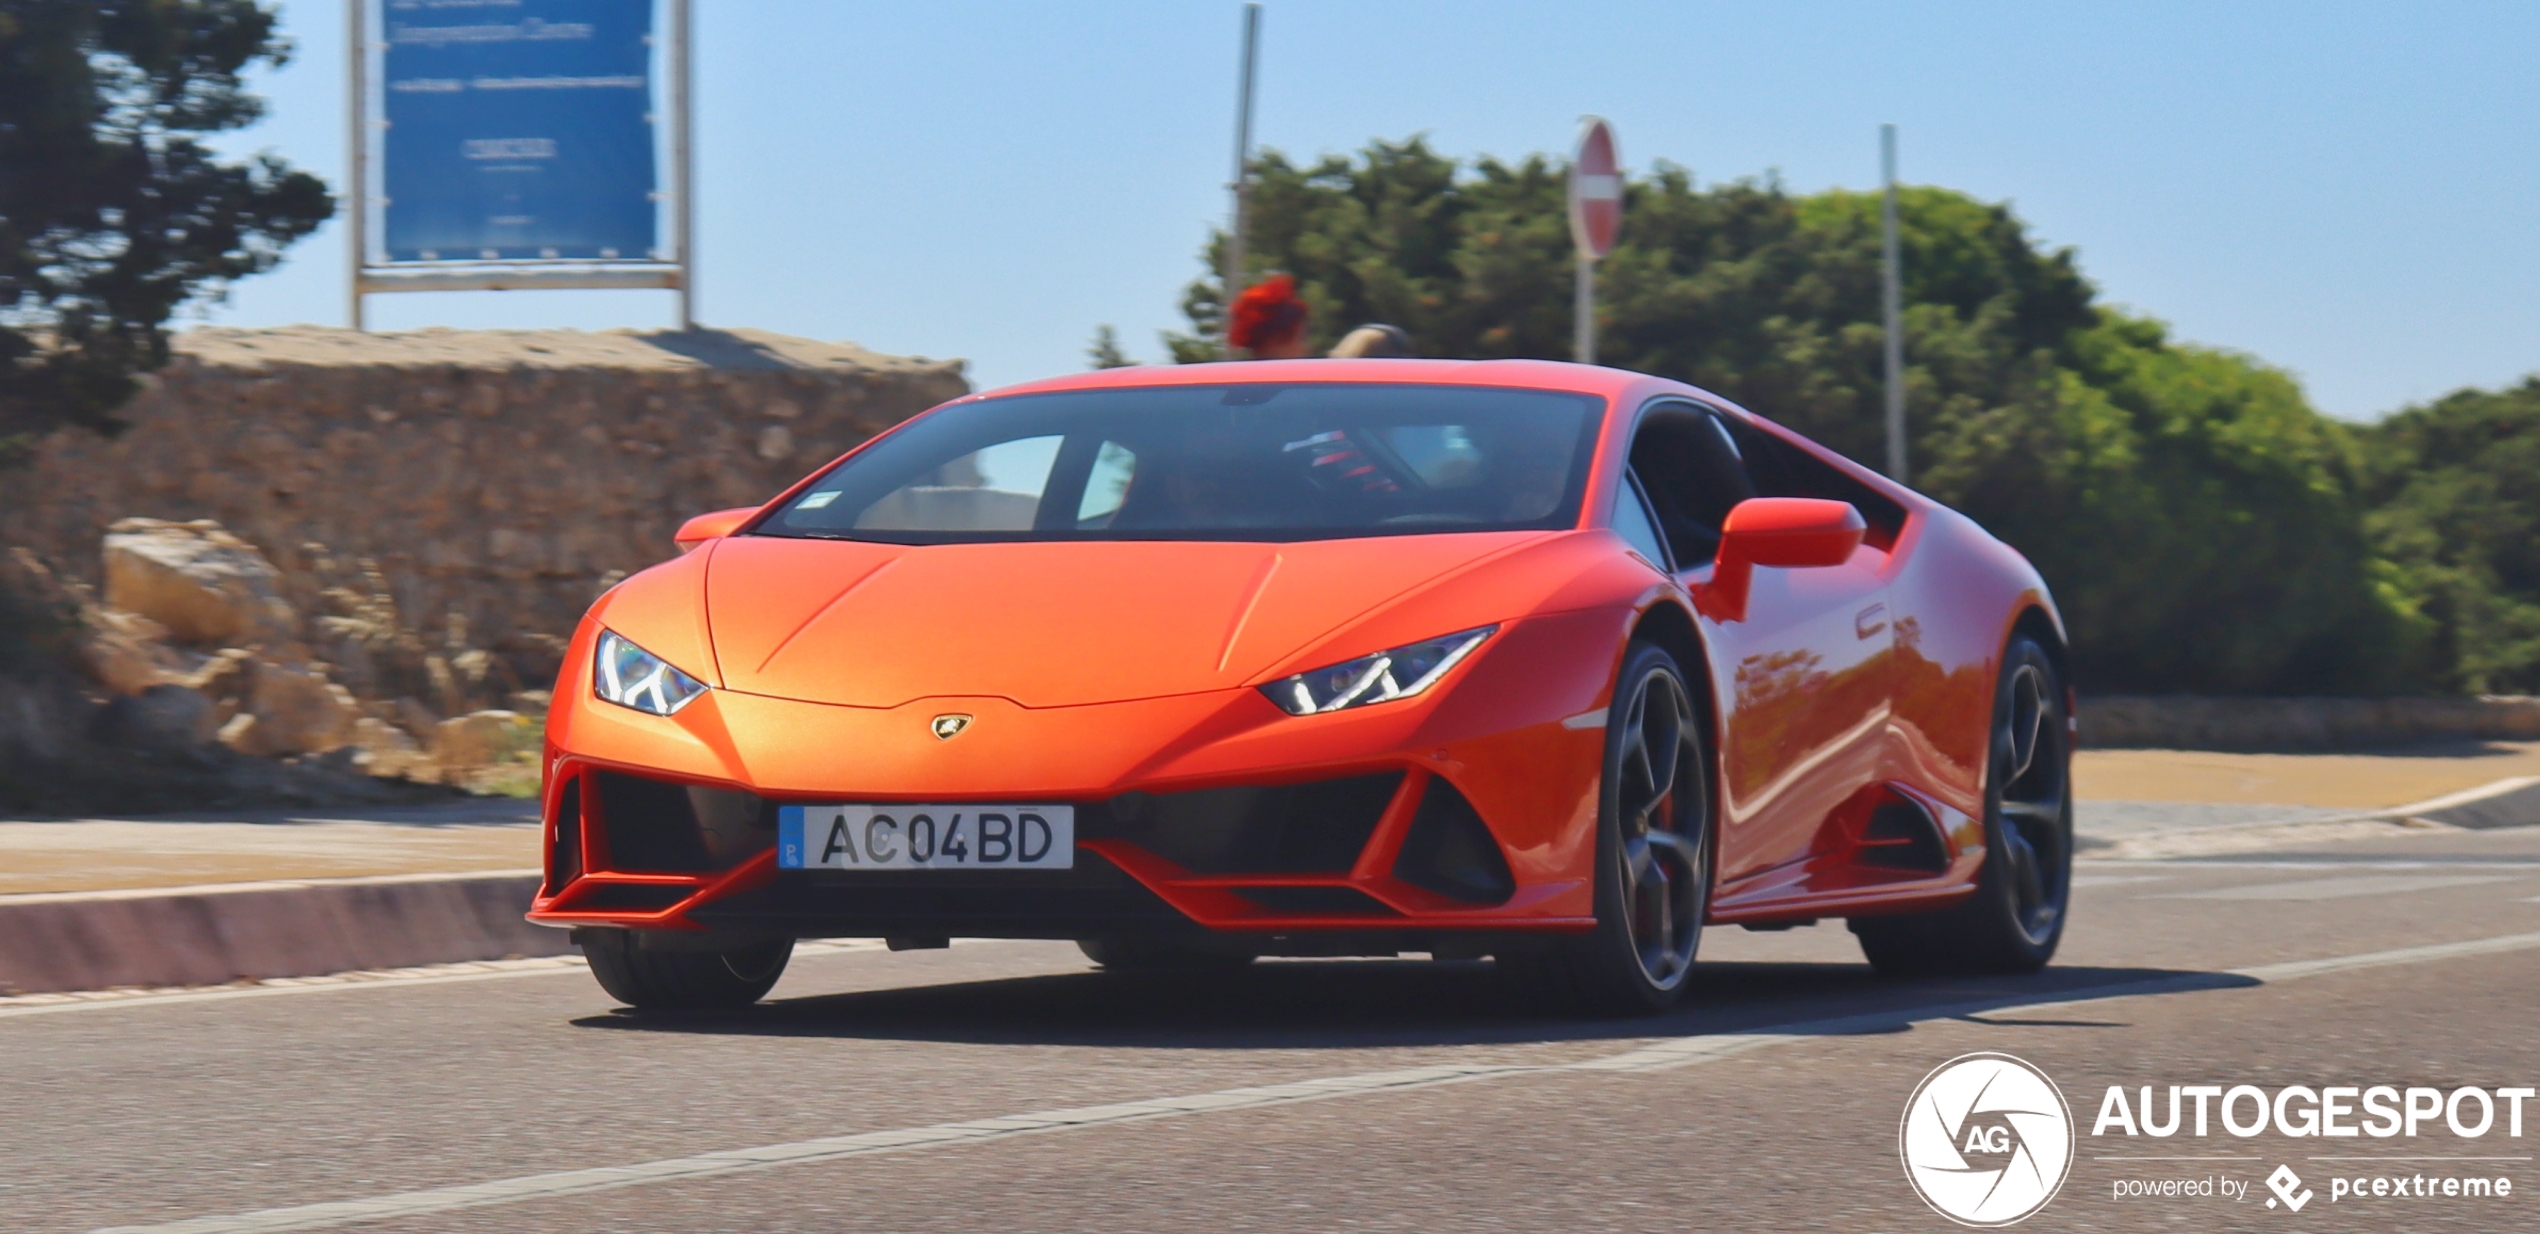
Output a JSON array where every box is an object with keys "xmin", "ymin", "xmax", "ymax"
[{"xmin": 700, "ymin": 533, "xmax": 1544, "ymax": 708}]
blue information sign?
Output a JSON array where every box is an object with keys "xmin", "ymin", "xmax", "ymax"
[{"xmin": 380, "ymin": 0, "xmax": 659, "ymax": 263}]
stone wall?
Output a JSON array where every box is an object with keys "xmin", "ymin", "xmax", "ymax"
[
  {"xmin": 0, "ymin": 326, "xmax": 966, "ymax": 696},
  {"xmin": 2082, "ymin": 695, "xmax": 2540, "ymax": 750}
]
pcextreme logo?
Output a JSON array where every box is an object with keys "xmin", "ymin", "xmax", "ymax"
[{"xmin": 1900, "ymin": 1052, "xmax": 2077, "ymax": 1226}]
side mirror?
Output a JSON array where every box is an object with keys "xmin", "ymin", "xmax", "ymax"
[
  {"xmin": 1696, "ymin": 497, "xmax": 1866, "ymax": 622},
  {"xmin": 674, "ymin": 506, "xmax": 757, "ymax": 553}
]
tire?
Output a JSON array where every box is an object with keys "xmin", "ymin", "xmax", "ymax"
[
  {"xmin": 581, "ymin": 928, "xmax": 793, "ymax": 1010},
  {"xmin": 1499, "ymin": 641, "xmax": 1714, "ymax": 1016},
  {"xmin": 1851, "ymin": 634, "xmax": 2073, "ymax": 976},
  {"xmin": 1076, "ymin": 937, "xmax": 1258, "ymax": 972}
]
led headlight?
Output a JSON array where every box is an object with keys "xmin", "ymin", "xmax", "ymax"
[
  {"xmin": 593, "ymin": 630, "xmax": 710, "ymax": 716},
  {"xmin": 1262, "ymin": 625, "xmax": 1497, "ymax": 717}
]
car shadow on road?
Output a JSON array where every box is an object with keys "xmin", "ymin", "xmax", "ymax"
[{"xmin": 570, "ymin": 958, "xmax": 2255, "ymax": 1051}]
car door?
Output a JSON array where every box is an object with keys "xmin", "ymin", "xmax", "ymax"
[{"xmin": 1630, "ymin": 403, "xmax": 1897, "ymax": 886}]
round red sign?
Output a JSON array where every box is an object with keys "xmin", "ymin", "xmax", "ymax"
[{"xmin": 1568, "ymin": 117, "xmax": 1622, "ymax": 260}]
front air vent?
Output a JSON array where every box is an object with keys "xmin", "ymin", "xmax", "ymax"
[
  {"xmin": 544, "ymin": 777, "xmax": 583, "ymax": 896},
  {"xmin": 1391, "ymin": 779, "xmax": 1516, "ymax": 904},
  {"xmin": 1104, "ymin": 772, "xmax": 1401, "ymax": 875},
  {"xmin": 591, "ymin": 771, "xmax": 774, "ymax": 873}
]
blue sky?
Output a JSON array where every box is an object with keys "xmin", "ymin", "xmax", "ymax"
[{"xmin": 201, "ymin": 1, "xmax": 2540, "ymax": 419}]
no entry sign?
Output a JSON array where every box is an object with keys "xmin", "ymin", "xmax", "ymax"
[{"xmin": 1569, "ymin": 117, "xmax": 1622, "ymax": 260}]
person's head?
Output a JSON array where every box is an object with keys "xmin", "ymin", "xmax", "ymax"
[
  {"xmin": 1227, "ymin": 274, "xmax": 1309, "ymax": 359},
  {"xmin": 1327, "ymin": 323, "xmax": 1412, "ymax": 358}
]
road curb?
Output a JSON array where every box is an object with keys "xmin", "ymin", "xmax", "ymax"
[
  {"xmin": 0, "ymin": 870, "xmax": 568, "ymax": 996},
  {"xmin": 2079, "ymin": 775, "xmax": 2540, "ymax": 860}
]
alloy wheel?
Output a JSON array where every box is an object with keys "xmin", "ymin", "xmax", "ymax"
[
  {"xmin": 1614, "ymin": 664, "xmax": 1709, "ymax": 990},
  {"xmin": 1991, "ymin": 662, "xmax": 2069, "ymax": 946}
]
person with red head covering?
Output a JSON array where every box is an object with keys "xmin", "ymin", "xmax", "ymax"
[{"xmin": 1226, "ymin": 273, "xmax": 1310, "ymax": 359}]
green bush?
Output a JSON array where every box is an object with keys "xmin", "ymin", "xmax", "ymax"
[{"xmin": 2355, "ymin": 381, "xmax": 2540, "ymax": 694}]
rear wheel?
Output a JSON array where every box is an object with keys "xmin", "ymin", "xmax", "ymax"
[
  {"xmin": 581, "ymin": 928, "xmax": 793, "ymax": 1010},
  {"xmin": 1851, "ymin": 634, "xmax": 2072, "ymax": 976},
  {"xmin": 1077, "ymin": 937, "xmax": 1258, "ymax": 972},
  {"xmin": 1500, "ymin": 642, "xmax": 1713, "ymax": 1016}
]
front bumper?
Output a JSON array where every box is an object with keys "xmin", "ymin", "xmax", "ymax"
[
  {"xmin": 528, "ymin": 611, "xmax": 1627, "ymax": 939},
  {"xmin": 528, "ymin": 755, "xmax": 1590, "ymax": 939}
]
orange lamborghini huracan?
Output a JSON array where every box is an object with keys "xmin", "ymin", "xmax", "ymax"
[{"xmin": 531, "ymin": 359, "xmax": 2074, "ymax": 1014}]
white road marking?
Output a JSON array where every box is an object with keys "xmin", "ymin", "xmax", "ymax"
[
  {"xmin": 2152, "ymin": 874, "xmax": 2517, "ymax": 901},
  {"xmin": 84, "ymin": 929, "xmax": 2540, "ymax": 1234},
  {"xmin": 0, "ymin": 941, "xmax": 889, "ymax": 1021}
]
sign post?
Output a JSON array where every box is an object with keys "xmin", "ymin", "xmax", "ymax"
[
  {"xmin": 1223, "ymin": 3, "xmax": 1262, "ymax": 356},
  {"xmin": 1880, "ymin": 123, "xmax": 1906, "ymax": 483},
  {"xmin": 348, "ymin": 0, "xmax": 693, "ymax": 329},
  {"xmin": 1567, "ymin": 117, "xmax": 1621, "ymax": 365}
]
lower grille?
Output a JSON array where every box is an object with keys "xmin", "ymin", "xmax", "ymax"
[
  {"xmin": 591, "ymin": 770, "xmax": 774, "ymax": 874},
  {"xmin": 1097, "ymin": 772, "xmax": 1402, "ymax": 875}
]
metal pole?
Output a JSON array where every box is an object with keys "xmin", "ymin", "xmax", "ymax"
[
  {"xmin": 1880, "ymin": 123, "xmax": 1906, "ymax": 483},
  {"xmin": 672, "ymin": 0, "xmax": 694, "ymax": 330},
  {"xmin": 1222, "ymin": 3, "xmax": 1260, "ymax": 350},
  {"xmin": 346, "ymin": 0, "xmax": 366, "ymax": 332},
  {"xmin": 1574, "ymin": 252, "xmax": 1595, "ymax": 364}
]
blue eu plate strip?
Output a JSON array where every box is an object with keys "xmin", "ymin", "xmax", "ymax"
[{"xmin": 777, "ymin": 805, "xmax": 805, "ymax": 869}]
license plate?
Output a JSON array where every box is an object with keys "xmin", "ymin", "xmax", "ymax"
[{"xmin": 777, "ymin": 805, "xmax": 1074, "ymax": 870}]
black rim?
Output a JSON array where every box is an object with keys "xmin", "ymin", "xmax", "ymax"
[
  {"xmin": 1615, "ymin": 664, "xmax": 1708, "ymax": 990},
  {"xmin": 1992, "ymin": 662, "xmax": 2070, "ymax": 945}
]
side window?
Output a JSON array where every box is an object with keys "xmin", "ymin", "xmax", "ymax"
[
  {"xmin": 1612, "ymin": 470, "xmax": 1671, "ymax": 570},
  {"xmin": 853, "ymin": 434, "xmax": 1062, "ymax": 532},
  {"xmin": 1627, "ymin": 404, "xmax": 1756, "ymax": 568},
  {"xmin": 1075, "ymin": 441, "xmax": 1137, "ymax": 528},
  {"xmin": 1718, "ymin": 415, "xmax": 1908, "ymax": 548}
]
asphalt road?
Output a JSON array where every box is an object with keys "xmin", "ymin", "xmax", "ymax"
[{"xmin": 6, "ymin": 826, "xmax": 2537, "ymax": 1233}]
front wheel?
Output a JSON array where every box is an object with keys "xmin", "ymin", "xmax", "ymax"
[
  {"xmin": 1851, "ymin": 634, "xmax": 2072, "ymax": 976},
  {"xmin": 1500, "ymin": 642, "xmax": 1714, "ymax": 1016},
  {"xmin": 581, "ymin": 928, "xmax": 793, "ymax": 1010}
]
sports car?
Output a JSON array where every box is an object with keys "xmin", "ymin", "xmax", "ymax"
[{"xmin": 530, "ymin": 359, "xmax": 2074, "ymax": 1014}]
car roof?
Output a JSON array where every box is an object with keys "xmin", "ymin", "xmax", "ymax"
[{"xmin": 976, "ymin": 358, "xmax": 1660, "ymax": 404}]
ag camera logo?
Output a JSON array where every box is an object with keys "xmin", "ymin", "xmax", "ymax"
[{"xmin": 1901, "ymin": 1052, "xmax": 2076, "ymax": 1226}]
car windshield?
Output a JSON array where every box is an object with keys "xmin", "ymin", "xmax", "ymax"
[{"xmin": 753, "ymin": 382, "xmax": 1604, "ymax": 544}]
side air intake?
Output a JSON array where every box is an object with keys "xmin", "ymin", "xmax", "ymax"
[{"xmin": 1391, "ymin": 778, "xmax": 1516, "ymax": 904}]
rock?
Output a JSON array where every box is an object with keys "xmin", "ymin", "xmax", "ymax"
[
  {"xmin": 216, "ymin": 659, "xmax": 358, "ymax": 757},
  {"xmin": 168, "ymin": 648, "xmax": 256, "ymax": 707},
  {"xmin": 349, "ymin": 716, "xmax": 432, "ymax": 780},
  {"xmin": 80, "ymin": 609, "xmax": 182, "ymax": 696},
  {"xmin": 94, "ymin": 684, "xmax": 217, "ymax": 750},
  {"xmin": 102, "ymin": 519, "xmax": 298, "ymax": 648},
  {"xmin": 391, "ymin": 696, "xmax": 443, "ymax": 743},
  {"xmin": 432, "ymin": 709, "xmax": 532, "ymax": 772}
]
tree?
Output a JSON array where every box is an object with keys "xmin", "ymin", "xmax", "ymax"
[
  {"xmin": 0, "ymin": 0, "xmax": 332, "ymax": 459},
  {"xmin": 2354, "ymin": 380, "xmax": 2540, "ymax": 693},
  {"xmin": 1086, "ymin": 324, "xmax": 1134, "ymax": 369},
  {"xmin": 1174, "ymin": 138, "xmax": 2425, "ymax": 694}
]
